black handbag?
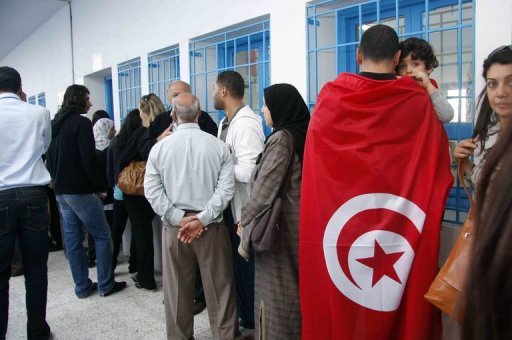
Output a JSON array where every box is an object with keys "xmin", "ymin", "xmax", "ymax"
[{"xmin": 249, "ymin": 130, "xmax": 295, "ymax": 253}]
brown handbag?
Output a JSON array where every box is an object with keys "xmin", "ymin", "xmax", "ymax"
[
  {"xmin": 117, "ymin": 160, "xmax": 146, "ymax": 196},
  {"xmin": 424, "ymin": 160, "xmax": 474, "ymax": 322}
]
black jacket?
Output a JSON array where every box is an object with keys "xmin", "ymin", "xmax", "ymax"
[
  {"xmin": 138, "ymin": 110, "xmax": 218, "ymax": 159},
  {"xmin": 47, "ymin": 110, "xmax": 102, "ymax": 194},
  {"xmin": 118, "ymin": 127, "xmax": 148, "ymax": 172}
]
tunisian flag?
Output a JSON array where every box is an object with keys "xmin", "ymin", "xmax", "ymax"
[{"xmin": 300, "ymin": 73, "xmax": 453, "ymax": 339}]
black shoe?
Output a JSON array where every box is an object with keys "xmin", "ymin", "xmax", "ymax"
[
  {"xmin": 78, "ymin": 282, "xmax": 97, "ymax": 299},
  {"xmin": 87, "ymin": 259, "xmax": 96, "ymax": 268},
  {"xmin": 135, "ymin": 281, "xmax": 157, "ymax": 292},
  {"xmin": 99, "ymin": 281, "xmax": 127, "ymax": 297},
  {"xmin": 193, "ymin": 298, "xmax": 207, "ymax": 315}
]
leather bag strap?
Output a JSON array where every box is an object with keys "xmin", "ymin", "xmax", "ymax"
[{"xmin": 457, "ymin": 159, "xmax": 475, "ymax": 220}]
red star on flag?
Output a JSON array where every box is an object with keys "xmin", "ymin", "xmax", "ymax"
[{"xmin": 356, "ymin": 240, "xmax": 405, "ymax": 287}]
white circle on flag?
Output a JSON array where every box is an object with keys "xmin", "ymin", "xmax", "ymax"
[{"xmin": 323, "ymin": 193, "xmax": 425, "ymax": 312}]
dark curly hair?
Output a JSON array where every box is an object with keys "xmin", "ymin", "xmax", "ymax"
[{"xmin": 398, "ymin": 37, "xmax": 439, "ymax": 70}]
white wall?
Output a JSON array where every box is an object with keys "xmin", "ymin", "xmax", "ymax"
[
  {"xmin": 475, "ymin": 0, "xmax": 512, "ymax": 99},
  {"xmin": 1, "ymin": 7, "xmax": 72, "ymax": 117}
]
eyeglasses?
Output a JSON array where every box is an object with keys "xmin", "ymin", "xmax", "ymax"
[{"xmin": 488, "ymin": 45, "xmax": 512, "ymax": 59}]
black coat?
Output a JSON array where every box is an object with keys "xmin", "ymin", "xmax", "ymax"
[{"xmin": 47, "ymin": 111, "xmax": 102, "ymax": 194}]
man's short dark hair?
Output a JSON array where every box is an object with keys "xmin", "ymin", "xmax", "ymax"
[
  {"xmin": 0, "ymin": 66, "xmax": 21, "ymax": 93},
  {"xmin": 216, "ymin": 70, "xmax": 245, "ymax": 99},
  {"xmin": 359, "ymin": 25, "xmax": 399, "ymax": 62}
]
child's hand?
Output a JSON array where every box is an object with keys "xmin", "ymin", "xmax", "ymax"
[{"xmin": 413, "ymin": 71, "xmax": 436, "ymax": 94}]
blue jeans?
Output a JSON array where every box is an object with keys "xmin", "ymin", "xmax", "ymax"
[
  {"xmin": 0, "ymin": 186, "xmax": 51, "ymax": 340},
  {"xmin": 56, "ymin": 194, "xmax": 114, "ymax": 297}
]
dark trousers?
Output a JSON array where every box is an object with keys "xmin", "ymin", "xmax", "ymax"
[
  {"xmin": 0, "ymin": 186, "xmax": 51, "ymax": 340},
  {"xmin": 224, "ymin": 208, "xmax": 255, "ymax": 329},
  {"xmin": 46, "ymin": 187, "xmax": 62, "ymax": 248},
  {"xmin": 111, "ymin": 199, "xmax": 136, "ymax": 273},
  {"xmin": 123, "ymin": 195, "xmax": 156, "ymax": 290}
]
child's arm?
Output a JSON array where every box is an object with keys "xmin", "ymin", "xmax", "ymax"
[
  {"xmin": 430, "ymin": 90, "xmax": 454, "ymax": 123},
  {"xmin": 414, "ymin": 71, "xmax": 454, "ymax": 123}
]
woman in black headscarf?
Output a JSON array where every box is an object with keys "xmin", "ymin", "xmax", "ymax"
[{"xmin": 238, "ymin": 83, "xmax": 310, "ymax": 340}]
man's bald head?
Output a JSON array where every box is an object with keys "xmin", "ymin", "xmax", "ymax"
[
  {"xmin": 167, "ymin": 80, "xmax": 191, "ymax": 103},
  {"xmin": 173, "ymin": 93, "xmax": 200, "ymax": 123}
]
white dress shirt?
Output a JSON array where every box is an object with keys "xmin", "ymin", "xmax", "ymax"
[
  {"xmin": 144, "ymin": 123, "xmax": 235, "ymax": 227},
  {"xmin": 0, "ymin": 93, "xmax": 51, "ymax": 190}
]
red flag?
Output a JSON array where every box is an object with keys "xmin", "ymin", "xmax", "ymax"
[{"xmin": 299, "ymin": 73, "xmax": 453, "ymax": 340}]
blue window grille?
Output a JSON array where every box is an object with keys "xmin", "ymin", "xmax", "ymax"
[
  {"xmin": 118, "ymin": 58, "xmax": 142, "ymax": 121},
  {"xmin": 306, "ymin": 0, "xmax": 474, "ymax": 224},
  {"xmin": 148, "ymin": 45, "xmax": 180, "ymax": 110},
  {"xmin": 189, "ymin": 17, "xmax": 271, "ymax": 135},
  {"xmin": 28, "ymin": 95, "xmax": 36, "ymax": 105},
  {"xmin": 37, "ymin": 92, "xmax": 46, "ymax": 108}
]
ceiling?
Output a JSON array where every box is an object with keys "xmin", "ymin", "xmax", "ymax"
[{"xmin": 0, "ymin": 0, "xmax": 67, "ymax": 61}]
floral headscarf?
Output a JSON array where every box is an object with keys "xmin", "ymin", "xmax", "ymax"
[{"xmin": 93, "ymin": 118, "xmax": 114, "ymax": 151}]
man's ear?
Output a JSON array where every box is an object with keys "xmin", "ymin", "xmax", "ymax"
[
  {"xmin": 356, "ymin": 48, "xmax": 363, "ymax": 65},
  {"xmin": 172, "ymin": 110, "xmax": 178, "ymax": 122},
  {"xmin": 221, "ymin": 86, "xmax": 228, "ymax": 97},
  {"xmin": 393, "ymin": 50, "xmax": 401, "ymax": 66}
]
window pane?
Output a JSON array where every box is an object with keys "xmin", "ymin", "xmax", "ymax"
[
  {"xmin": 427, "ymin": 0, "xmax": 459, "ymax": 30},
  {"xmin": 194, "ymin": 49, "xmax": 205, "ymax": 74},
  {"xmin": 309, "ymin": 51, "xmax": 317, "ymax": 103},
  {"xmin": 462, "ymin": 27, "xmax": 473, "ymax": 124},
  {"xmin": 250, "ymin": 63, "xmax": 260, "ymax": 110},
  {"xmin": 236, "ymin": 50, "xmax": 249, "ymax": 67},
  {"xmin": 379, "ymin": 0, "xmax": 398, "ymax": 31},
  {"xmin": 462, "ymin": 1, "xmax": 473, "ymax": 25},
  {"xmin": 236, "ymin": 65, "xmax": 250, "ymax": 106},
  {"xmin": 317, "ymin": 13, "xmax": 336, "ymax": 49},
  {"xmin": 307, "ymin": 17, "xmax": 316, "ymax": 50},
  {"xmin": 206, "ymin": 45, "xmax": 217, "ymax": 72},
  {"xmin": 430, "ymin": 29, "xmax": 459, "ymax": 121},
  {"xmin": 193, "ymin": 74, "xmax": 206, "ymax": 111},
  {"xmin": 206, "ymin": 72, "xmax": 217, "ymax": 112},
  {"xmin": 318, "ymin": 48, "xmax": 338, "ymax": 93}
]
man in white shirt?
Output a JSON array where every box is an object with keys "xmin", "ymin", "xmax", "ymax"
[
  {"xmin": 145, "ymin": 93, "xmax": 237, "ymax": 340},
  {"xmin": 0, "ymin": 66, "xmax": 52, "ymax": 339},
  {"xmin": 213, "ymin": 70, "xmax": 264, "ymax": 332}
]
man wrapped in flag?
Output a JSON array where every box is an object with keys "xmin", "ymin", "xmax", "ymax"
[{"xmin": 299, "ymin": 25, "xmax": 453, "ymax": 340}]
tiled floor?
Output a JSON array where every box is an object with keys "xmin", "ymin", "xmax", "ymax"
[{"xmin": 6, "ymin": 251, "xmax": 213, "ymax": 340}]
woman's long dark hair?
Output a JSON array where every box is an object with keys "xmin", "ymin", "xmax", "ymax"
[
  {"xmin": 472, "ymin": 48, "xmax": 512, "ymax": 154},
  {"xmin": 116, "ymin": 109, "xmax": 142, "ymax": 149},
  {"xmin": 462, "ymin": 122, "xmax": 512, "ymax": 339},
  {"xmin": 58, "ymin": 84, "xmax": 90, "ymax": 114}
]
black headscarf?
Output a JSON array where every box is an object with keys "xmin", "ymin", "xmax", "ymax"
[{"xmin": 264, "ymin": 83, "xmax": 310, "ymax": 162}]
